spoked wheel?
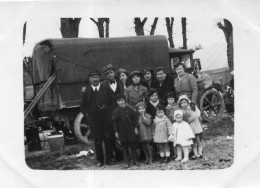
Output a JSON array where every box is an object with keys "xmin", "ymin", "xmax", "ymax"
[
  {"xmin": 74, "ymin": 112, "xmax": 91, "ymax": 144},
  {"xmin": 199, "ymin": 89, "xmax": 225, "ymax": 122}
]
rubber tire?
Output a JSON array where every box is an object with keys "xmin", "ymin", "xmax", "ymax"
[
  {"xmin": 74, "ymin": 112, "xmax": 91, "ymax": 144},
  {"xmin": 199, "ymin": 89, "xmax": 225, "ymax": 122}
]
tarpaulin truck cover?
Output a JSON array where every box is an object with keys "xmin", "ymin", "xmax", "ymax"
[
  {"xmin": 33, "ymin": 35, "xmax": 169, "ymax": 84},
  {"xmin": 32, "ymin": 35, "xmax": 170, "ymax": 110}
]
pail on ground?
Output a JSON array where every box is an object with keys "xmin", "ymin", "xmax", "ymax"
[{"xmin": 47, "ymin": 134, "xmax": 64, "ymax": 153}]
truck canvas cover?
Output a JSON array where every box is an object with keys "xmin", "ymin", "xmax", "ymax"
[
  {"xmin": 32, "ymin": 35, "xmax": 170, "ymax": 110},
  {"xmin": 33, "ymin": 35, "xmax": 169, "ymax": 84}
]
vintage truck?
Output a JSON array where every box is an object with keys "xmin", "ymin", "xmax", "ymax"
[{"xmin": 25, "ymin": 35, "xmax": 225, "ymax": 144}]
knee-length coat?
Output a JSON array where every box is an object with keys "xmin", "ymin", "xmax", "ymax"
[
  {"xmin": 152, "ymin": 115, "xmax": 172, "ymax": 143},
  {"xmin": 111, "ymin": 105, "xmax": 138, "ymax": 143},
  {"xmin": 137, "ymin": 113, "xmax": 152, "ymax": 142}
]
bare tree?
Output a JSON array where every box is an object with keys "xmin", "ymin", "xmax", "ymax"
[
  {"xmin": 181, "ymin": 17, "xmax": 187, "ymax": 49},
  {"xmin": 217, "ymin": 19, "xmax": 234, "ymax": 71},
  {"xmin": 60, "ymin": 18, "xmax": 81, "ymax": 38},
  {"xmin": 90, "ymin": 18, "xmax": 110, "ymax": 38},
  {"xmin": 134, "ymin": 17, "xmax": 148, "ymax": 36},
  {"xmin": 150, "ymin": 17, "xmax": 159, "ymax": 35},
  {"xmin": 165, "ymin": 17, "xmax": 174, "ymax": 48}
]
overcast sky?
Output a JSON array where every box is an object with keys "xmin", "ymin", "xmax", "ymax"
[{"xmin": 23, "ymin": 16, "xmax": 226, "ymax": 56}]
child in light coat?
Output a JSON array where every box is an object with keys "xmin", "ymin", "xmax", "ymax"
[
  {"xmin": 136, "ymin": 102, "xmax": 153, "ymax": 164},
  {"xmin": 152, "ymin": 104, "xmax": 172, "ymax": 163},
  {"xmin": 170, "ymin": 110, "xmax": 195, "ymax": 163},
  {"xmin": 178, "ymin": 95, "xmax": 203, "ymax": 159}
]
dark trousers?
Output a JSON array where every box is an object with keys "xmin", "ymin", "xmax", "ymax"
[
  {"xmin": 94, "ymin": 136, "xmax": 112, "ymax": 163},
  {"xmin": 121, "ymin": 142, "xmax": 137, "ymax": 164},
  {"xmin": 89, "ymin": 110, "xmax": 112, "ymax": 164}
]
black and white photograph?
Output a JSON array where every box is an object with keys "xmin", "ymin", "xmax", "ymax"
[{"xmin": 1, "ymin": 0, "xmax": 260, "ymax": 187}]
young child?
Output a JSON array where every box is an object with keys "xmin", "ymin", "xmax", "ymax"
[
  {"xmin": 111, "ymin": 94, "xmax": 139, "ymax": 168},
  {"xmin": 146, "ymin": 88, "xmax": 165, "ymax": 119},
  {"xmin": 136, "ymin": 102, "xmax": 153, "ymax": 164},
  {"xmin": 178, "ymin": 95, "xmax": 203, "ymax": 159},
  {"xmin": 152, "ymin": 104, "xmax": 172, "ymax": 163},
  {"xmin": 165, "ymin": 92, "xmax": 179, "ymax": 123},
  {"xmin": 171, "ymin": 110, "xmax": 195, "ymax": 163},
  {"xmin": 165, "ymin": 92, "xmax": 179, "ymax": 158}
]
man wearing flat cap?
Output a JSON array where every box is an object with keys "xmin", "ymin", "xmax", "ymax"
[
  {"xmin": 151, "ymin": 67, "xmax": 175, "ymax": 104},
  {"xmin": 80, "ymin": 70, "xmax": 114, "ymax": 167},
  {"xmin": 101, "ymin": 64, "xmax": 125, "ymax": 162}
]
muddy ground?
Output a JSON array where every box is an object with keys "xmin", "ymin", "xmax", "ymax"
[{"xmin": 25, "ymin": 113, "xmax": 234, "ymax": 170}]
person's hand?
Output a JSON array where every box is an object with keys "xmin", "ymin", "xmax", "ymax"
[
  {"xmin": 115, "ymin": 132, "xmax": 119, "ymax": 139},
  {"xmin": 134, "ymin": 128, "xmax": 138, "ymax": 135},
  {"xmin": 190, "ymin": 103, "xmax": 196, "ymax": 111},
  {"xmin": 168, "ymin": 134, "xmax": 174, "ymax": 142}
]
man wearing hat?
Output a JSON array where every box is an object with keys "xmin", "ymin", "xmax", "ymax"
[
  {"xmin": 151, "ymin": 67, "xmax": 175, "ymax": 104},
  {"xmin": 101, "ymin": 64, "xmax": 125, "ymax": 162},
  {"xmin": 80, "ymin": 70, "xmax": 114, "ymax": 167}
]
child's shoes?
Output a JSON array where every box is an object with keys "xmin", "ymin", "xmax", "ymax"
[
  {"xmin": 159, "ymin": 157, "xmax": 165, "ymax": 163},
  {"xmin": 164, "ymin": 157, "xmax": 170, "ymax": 163},
  {"xmin": 181, "ymin": 158, "xmax": 189, "ymax": 163},
  {"xmin": 175, "ymin": 157, "xmax": 182, "ymax": 161}
]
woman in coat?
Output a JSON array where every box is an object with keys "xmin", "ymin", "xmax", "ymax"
[
  {"xmin": 174, "ymin": 62, "xmax": 198, "ymax": 110},
  {"xmin": 124, "ymin": 70, "xmax": 148, "ymax": 108}
]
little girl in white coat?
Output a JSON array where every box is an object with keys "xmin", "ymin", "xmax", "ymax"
[{"xmin": 170, "ymin": 110, "xmax": 195, "ymax": 163}]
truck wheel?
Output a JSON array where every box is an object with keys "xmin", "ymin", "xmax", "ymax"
[
  {"xmin": 199, "ymin": 89, "xmax": 225, "ymax": 122},
  {"xmin": 74, "ymin": 112, "xmax": 91, "ymax": 144}
]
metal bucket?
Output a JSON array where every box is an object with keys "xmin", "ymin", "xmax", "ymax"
[{"xmin": 47, "ymin": 134, "xmax": 64, "ymax": 153}]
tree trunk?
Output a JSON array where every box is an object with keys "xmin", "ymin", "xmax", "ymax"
[
  {"xmin": 60, "ymin": 18, "xmax": 81, "ymax": 38},
  {"xmin": 23, "ymin": 21, "xmax": 27, "ymax": 45},
  {"xmin": 165, "ymin": 17, "xmax": 174, "ymax": 48},
  {"xmin": 181, "ymin": 17, "xmax": 187, "ymax": 49},
  {"xmin": 217, "ymin": 19, "xmax": 234, "ymax": 71},
  {"xmin": 150, "ymin": 17, "xmax": 159, "ymax": 35},
  {"xmin": 105, "ymin": 18, "xmax": 110, "ymax": 38},
  {"xmin": 90, "ymin": 18, "xmax": 110, "ymax": 38},
  {"xmin": 134, "ymin": 17, "xmax": 148, "ymax": 36}
]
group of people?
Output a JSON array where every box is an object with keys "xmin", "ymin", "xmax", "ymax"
[{"xmin": 80, "ymin": 62, "xmax": 203, "ymax": 168}]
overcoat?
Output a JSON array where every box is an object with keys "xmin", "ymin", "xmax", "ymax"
[
  {"xmin": 137, "ymin": 113, "xmax": 152, "ymax": 142},
  {"xmin": 111, "ymin": 105, "xmax": 138, "ymax": 143},
  {"xmin": 80, "ymin": 84, "xmax": 114, "ymax": 139},
  {"xmin": 146, "ymin": 100, "xmax": 165, "ymax": 120},
  {"xmin": 172, "ymin": 121, "xmax": 195, "ymax": 147},
  {"xmin": 124, "ymin": 84, "xmax": 148, "ymax": 108},
  {"xmin": 181, "ymin": 106, "xmax": 203, "ymax": 135},
  {"xmin": 151, "ymin": 75, "xmax": 175, "ymax": 104},
  {"xmin": 174, "ymin": 72, "xmax": 198, "ymax": 104},
  {"xmin": 165, "ymin": 103, "xmax": 180, "ymax": 123},
  {"xmin": 152, "ymin": 115, "xmax": 172, "ymax": 143},
  {"xmin": 101, "ymin": 78, "xmax": 125, "ymax": 111}
]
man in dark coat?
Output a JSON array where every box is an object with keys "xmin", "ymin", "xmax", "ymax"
[
  {"xmin": 80, "ymin": 70, "xmax": 114, "ymax": 167},
  {"xmin": 151, "ymin": 67, "xmax": 176, "ymax": 104},
  {"xmin": 101, "ymin": 64, "xmax": 125, "ymax": 161}
]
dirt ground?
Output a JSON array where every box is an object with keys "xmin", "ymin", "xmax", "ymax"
[{"xmin": 25, "ymin": 112, "xmax": 234, "ymax": 170}]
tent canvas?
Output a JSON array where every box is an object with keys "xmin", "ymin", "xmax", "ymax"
[
  {"xmin": 193, "ymin": 43, "xmax": 231, "ymax": 83},
  {"xmin": 193, "ymin": 43, "xmax": 228, "ymax": 71}
]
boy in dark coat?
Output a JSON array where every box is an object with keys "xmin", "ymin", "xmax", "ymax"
[{"xmin": 111, "ymin": 94, "xmax": 139, "ymax": 168}]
